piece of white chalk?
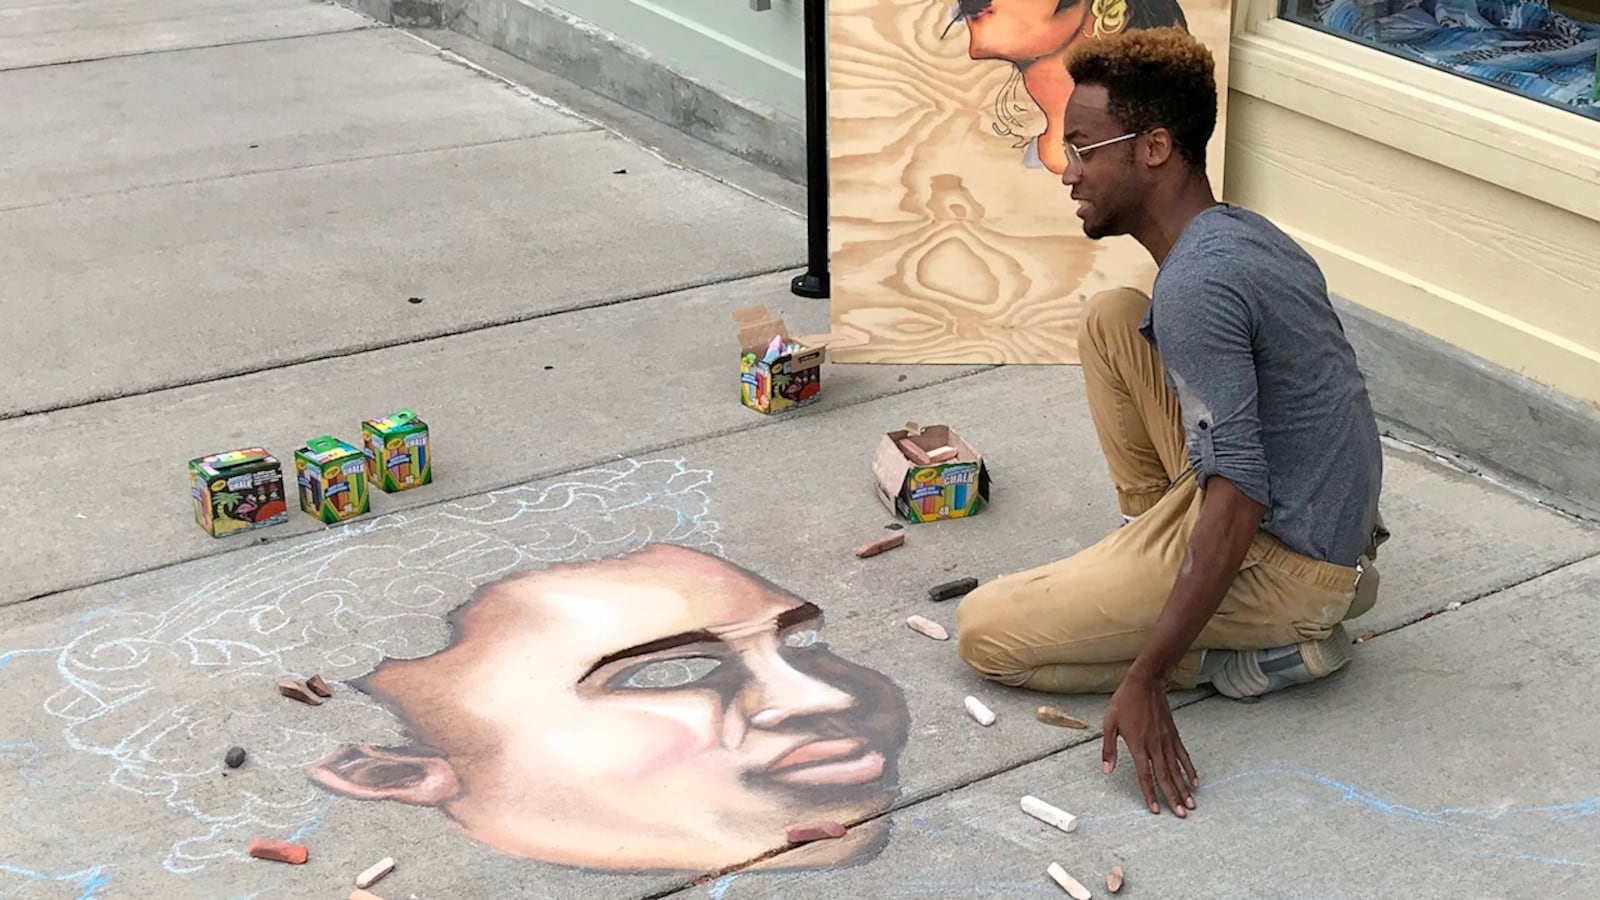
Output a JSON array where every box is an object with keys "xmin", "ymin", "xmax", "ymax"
[
  {"xmin": 355, "ymin": 857, "xmax": 395, "ymax": 889},
  {"xmin": 964, "ymin": 695, "xmax": 995, "ymax": 726},
  {"xmin": 1021, "ymin": 795, "xmax": 1078, "ymax": 833},
  {"xmin": 1047, "ymin": 862, "xmax": 1093, "ymax": 899}
]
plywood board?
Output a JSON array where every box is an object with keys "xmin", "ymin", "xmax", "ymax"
[{"xmin": 826, "ymin": 0, "xmax": 1233, "ymax": 364}]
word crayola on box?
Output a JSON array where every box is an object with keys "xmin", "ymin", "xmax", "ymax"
[
  {"xmin": 188, "ymin": 447, "xmax": 290, "ymax": 537},
  {"xmin": 871, "ymin": 422, "xmax": 991, "ymax": 523},
  {"xmin": 733, "ymin": 305, "xmax": 866, "ymax": 415},
  {"xmin": 294, "ymin": 435, "xmax": 370, "ymax": 524},
  {"xmin": 362, "ymin": 408, "xmax": 431, "ymax": 493}
]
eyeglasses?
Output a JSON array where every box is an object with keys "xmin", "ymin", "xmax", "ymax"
[{"xmin": 1064, "ymin": 131, "xmax": 1139, "ymax": 175}]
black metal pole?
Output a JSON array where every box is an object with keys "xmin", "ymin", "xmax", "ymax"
[{"xmin": 790, "ymin": 0, "xmax": 829, "ymax": 298}]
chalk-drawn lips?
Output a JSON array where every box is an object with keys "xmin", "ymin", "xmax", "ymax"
[{"xmin": 764, "ymin": 737, "xmax": 887, "ymax": 786}]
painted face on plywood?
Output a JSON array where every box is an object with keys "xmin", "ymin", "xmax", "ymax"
[
  {"xmin": 940, "ymin": 0, "xmax": 1189, "ymax": 176},
  {"xmin": 949, "ymin": 0, "xmax": 1090, "ymax": 62},
  {"xmin": 306, "ymin": 544, "xmax": 909, "ymax": 873}
]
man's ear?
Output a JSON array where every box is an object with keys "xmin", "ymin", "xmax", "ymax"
[
  {"xmin": 1142, "ymin": 128, "xmax": 1176, "ymax": 168},
  {"xmin": 306, "ymin": 743, "xmax": 460, "ymax": 806}
]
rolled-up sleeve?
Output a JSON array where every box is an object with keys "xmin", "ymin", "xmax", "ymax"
[{"xmin": 1152, "ymin": 260, "xmax": 1271, "ymax": 511}]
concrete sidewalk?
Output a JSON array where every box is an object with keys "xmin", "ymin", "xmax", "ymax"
[{"xmin": 3, "ymin": 2, "xmax": 1598, "ymax": 898}]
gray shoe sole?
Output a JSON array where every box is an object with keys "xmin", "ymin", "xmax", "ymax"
[
  {"xmin": 1298, "ymin": 624, "xmax": 1354, "ymax": 679},
  {"xmin": 1210, "ymin": 624, "xmax": 1355, "ymax": 699}
]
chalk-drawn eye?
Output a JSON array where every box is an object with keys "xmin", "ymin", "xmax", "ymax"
[
  {"xmin": 618, "ymin": 656, "xmax": 723, "ymax": 690},
  {"xmin": 783, "ymin": 628, "xmax": 821, "ymax": 649}
]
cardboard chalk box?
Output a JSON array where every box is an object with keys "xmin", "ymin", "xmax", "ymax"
[
  {"xmin": 871, "ymin": 423, "xmax": 991, "ymax": 523},
  {"xmin": 363, "ymin": 408, "xmax": 432, "ymax": 493},
  {"xmin": 188, "ymin": 447, "xmax": 291, "ymax": 537},
  {"xmin": 295, "ymin": 435, "xmax": 371, "ymax": 524},
  {"xmin": 733, "ymin": 305, "xmax": 865, "ymax": 415}
]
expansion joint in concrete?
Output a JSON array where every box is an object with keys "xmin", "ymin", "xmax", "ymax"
[
  {"xmin": 0, "ymin": 263, "xmax": 798, "ymax": 422},
  {"xmin": 0, "ymin": 25, "xmax": 377, "ymax": 74}
]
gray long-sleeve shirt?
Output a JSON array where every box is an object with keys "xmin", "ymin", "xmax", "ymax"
[{"xmin": 1141, "ymin": 203, "xmax": 1383, "ymax": 567}]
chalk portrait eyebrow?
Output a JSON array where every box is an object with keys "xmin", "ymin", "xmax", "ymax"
[{"xmin": 577, "ymin": 602, "xmax": 824, "ymax": 683}]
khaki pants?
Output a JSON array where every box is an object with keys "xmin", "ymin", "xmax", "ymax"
[{"xmin": 955, "ymin": 288, "xmax": 1383, "ymax": 694}]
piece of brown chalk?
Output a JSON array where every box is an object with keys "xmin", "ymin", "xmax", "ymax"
[
  {"xmin": 350, "ymin": 891, "xmax": 385, "ymax": 900},
  {"xmin": 1036, "ymin": 705, "xmax": 1088, "ymax": 729},
  {"xmin": 856, "ymin": 532, "xmax": 905, "ymax": 558},
  {"xmin": 897, "ymin": 438, "xmax": 933, "ymax": 465},
  {"xmin": 248, "ymin": 838, "xmax": 308, "ymax": 864},
  {"xmin": 906, "ymin": 615, "xmax": 949, "ymax": 641},
  {"xmin": 355, "ymin": 856, "xmax": 395, "ymax": 889},
  {"xmin": 306, "ymin": 674, "xmax": 334, "ymax": 698},
  {"xmin": 1107, "ymin": 864, "xmax": 1125, "ymax": 893},
  {"xmin": 786, "ymin": 822, "xmax": 846, "ymax": 843},
  {"xmin": 277, "ymin": 679, "xmax": 322, "ymax": 706}
]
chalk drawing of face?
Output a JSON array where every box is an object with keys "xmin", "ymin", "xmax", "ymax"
[{"xmin": 306, "ymin": 544, "xmax": 910, "ymax": 873}]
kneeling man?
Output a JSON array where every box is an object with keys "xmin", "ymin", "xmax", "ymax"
[{"xmin": 955, "ymin": 27, "xmax": 1388, "ymax": 817}]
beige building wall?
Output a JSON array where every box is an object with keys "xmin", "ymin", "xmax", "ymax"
[{"xmin": 1223, "ymin": 6, "xmax": 1600, "ymax": 406}]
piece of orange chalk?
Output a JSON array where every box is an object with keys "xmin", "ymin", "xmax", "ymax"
[{"xmin": 248, "ymin": 838, "xmax": 308, "ymax": 864}]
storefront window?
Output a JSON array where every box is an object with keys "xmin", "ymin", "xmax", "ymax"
[{"xmin": 1280, "ymin": 0, "xmax": 1600, "ymax": 120}]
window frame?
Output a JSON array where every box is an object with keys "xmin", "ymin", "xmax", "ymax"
[{"xmin": 1229, "ymin": 0, "xmax": 1600, "ymax": 224}]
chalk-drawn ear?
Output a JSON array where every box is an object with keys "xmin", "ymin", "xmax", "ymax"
[{"xmin": 306, "ymin": 743, "xmax": 459, "ymax": 806}]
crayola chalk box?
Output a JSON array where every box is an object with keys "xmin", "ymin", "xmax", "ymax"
[
  {"xmin": 735, "ymin": 305, "xmax": 825, "ymax": 415},
  {"xmin": 733, "ymin": 305, "xmax": 867, "ymax": 415},
  {"xmin": 295, "ymin": 435, "xmax": 371, "ymax": 524},
  {"xmin": 188, "ymin": 447, "xmax": 290, "ymax": 537},
  {"xmin": 362, "ymin": 408, "xmax": 432, "ymax": 493},
  {"xmin": 871, "ymin": 423, "xmax": 991, "ymax": 524}
]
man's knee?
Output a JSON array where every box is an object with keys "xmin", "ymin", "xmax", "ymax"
[
  {"xmin": 1082, "ymin": 287, "xmax": 1150, "ymax": 351},
  {"xmin": 955, "ymin": 581, "xmax": 1029, "ymax": 685}
]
